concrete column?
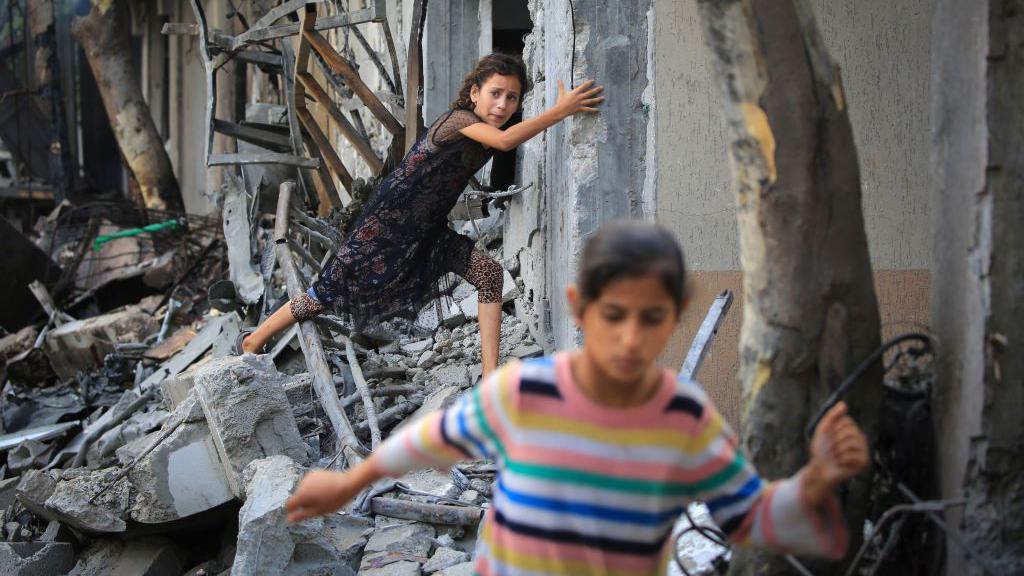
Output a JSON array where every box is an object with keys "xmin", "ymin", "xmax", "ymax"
[
  {"xmin": 509, "ymin": 0, "xmax": 654, "ymax": 349},
  {"xmin": 932, "ymin": 1, "xmax": 1024, "ymax": 573},
  {"xmin": 424, "ymin": 0, "xmax": 481, "ymax": 123}
]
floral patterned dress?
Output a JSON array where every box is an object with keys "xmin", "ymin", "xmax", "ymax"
[{"xmin": 310, "ymin": 109, "xmax": 495, "ymax": 329}]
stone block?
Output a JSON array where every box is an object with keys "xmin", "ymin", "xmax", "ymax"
[
  {"xmin": 501, "ymin": 270, "xmax": 519, "ymax": 303},
  {"xmin": 7, "ymin": 440, "xmax": 53, "ymax": 475},
  {"xmin": 15, "ymin": 470, "xmax": 59, "ymax": 521},
  {"xmin": 43, "ymin": 306, "xmax": 158, "ymax": 381},
  {"xmin": 232, "ymin": 456, "xmax": 370, "ymax": 576},
  {"xmin": 400, "ymin": 338, "xmax": 434, "ymax": 356},
  {"xmin": 68, "ymin": 537, "xmax": 182, "ymax": 576},
  {"xmin": 437, "ymin": 561, "xmax": 475, "ymax": 576},
  {"xmin": 359, "ymin": 560, "xmax": 421, "ymax": 576},
  {"xmin": 442, "ymin": 303, "xmax": 467, "ymax": 329},
  {"xmin": 0, "ymin": 542, "xmax": 75, "ymax": 575},
  {"xmin": 0, "ymin": 476, "xmax": 20, "ymax": 512},
  {"xmin": 128, "ymin": 418, "xmax": 233, "ymax": 524},
  {"xmin": 432, "ymin": 366, "xmax": 471, "ymax": 389},
  {"xmin": 417, "ymin": 350, "xmax": 437, "ymax": 369},
  {"xmin": 423, "ymin": 547, "xmax": 469, "ymax": 574},
  {"xmin": 510, "ymin": 343, "xmax": 544, "ymax": 359},
  {"xmin": 193, "ymin": 355, "xmax": 307, "ymax": 498},
  {"xmin": 44, "ymin": 468, "xmax": 131, "ymax": 534},
  {"xmin": 360, "ymin": 522, "xmax": 435, "ymax": 571},
  {"xmin": 159, "ymin": 363, "xmax": 203, "ymax": 410},
  {"xmin": 402, "ymin": 387, "xmax": 462, "ymax": 432},
  {"xmin": 457, "ymin": 296, "xmax": 478, "ymax": 321},
  {"xmin": 87, "ymin": 408, "xmax": 168, "ymax": 467},
  {"xmin": 452, "ymin": 282, "xmax": 476, "ymax": 302}
]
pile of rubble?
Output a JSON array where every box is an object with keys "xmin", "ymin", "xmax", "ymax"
[{"xmin": 0, "ymin": 192, "xmax": 551, "ymax": 574}]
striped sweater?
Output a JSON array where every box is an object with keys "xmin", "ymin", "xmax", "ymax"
[{"xmin": 376, "ymin": 353, "xmax": 847, "ymax": 575}]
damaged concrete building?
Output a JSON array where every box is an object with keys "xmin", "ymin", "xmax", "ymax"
[{"xmin": 0, "ymin": 0, "xmax": 1020, "ymax": 575}]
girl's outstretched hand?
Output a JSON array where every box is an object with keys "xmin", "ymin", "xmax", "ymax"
[
  {"xmin": 556, "ymin": 79, "xmax": 605, "ymax": 117},
  {"xmin": 802, "ymin": 402, "xmax": 869, "ymax": 507},
  {"xmin": 286, "ymin": 469, "xmax": 362, "ymax": 523}
]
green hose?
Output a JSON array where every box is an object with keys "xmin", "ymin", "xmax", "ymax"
[{"xmin": 92, "ymin": 219, "xmax": 182, "ymax": 251}]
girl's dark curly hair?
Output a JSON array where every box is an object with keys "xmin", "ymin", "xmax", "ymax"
[{"xmin": 451, "ymin": 53, "xmax": 530, "ymax": 110}]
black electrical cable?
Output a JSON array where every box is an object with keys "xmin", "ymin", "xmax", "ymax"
[
  {"xmin": 674, "ymin": 505, "xmax": 730, "ymax": 576},
  {"xmin": 672, "ymin": 332, "xmax": 935, "ymax": 576},
  {"xmin": 567, "ymin": 0, "xmax": 576, "ymax": 88}
]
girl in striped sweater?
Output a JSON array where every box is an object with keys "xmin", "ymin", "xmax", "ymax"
[{"xmin": 286, "ymin": 221, "xmax": 869, "ymax": 575}]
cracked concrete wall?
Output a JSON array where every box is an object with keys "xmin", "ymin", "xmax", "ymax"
[
  {"xmin": 932, "ymin": 0, "xmax": 1024, "ymax": 573},
  {"xmin": 507, "ymin": 0, "xmax": 654, "ymax": 350},
  {"xmin": 651, "ymin": 0, "xmax": 934, "ymax": 427}
]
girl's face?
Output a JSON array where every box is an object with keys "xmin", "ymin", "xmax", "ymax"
[
  {"xmin": 569, "ymin": 273, "xmax": 682, "ymax": 386},
  {"xmin": 471, "ymin": 74, "xmax": 521, "ymax": 127}
]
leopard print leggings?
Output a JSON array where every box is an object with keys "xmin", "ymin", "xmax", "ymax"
[{"xmin": 288, "ymin": 248, "xmax": 503, "ymax": 321}]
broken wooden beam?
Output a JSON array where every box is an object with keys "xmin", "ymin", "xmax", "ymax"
[
  {"xmin": 404, "ymin": 0, "xmax": 428, "ymax": 154},
  {"xmin": 212, "ymin": 119, "xmax": 291, "ymax": 152},
  {"xmin": 303, "ymin": 21, "xmax": 403, "ymax": 135},
  {"xmin": 297, "ymin": 106, "xmax": 354, "ymax": 202},
  {"xmin": 296, "ymin": 72, "xmax": 384, "ymax": 174},
  {"xmin": 354, "ymin": 400, "xmax": 416, "ymax": 434},
  {"xmin": 275, "ymin": 181, "xmax": 364, "ymax": 465},
  {"xmin": 346, "ymin": 339, "xmax": 381, "ymax": 448},
  {"xmin": 369, "ymin": 497, "xmax": 482, "ymax": 526}
]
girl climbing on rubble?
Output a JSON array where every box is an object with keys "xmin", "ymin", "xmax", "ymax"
[
  {"xmin": 285, "ymin": 220, "xmax": 870, "ymax": 575},
  {"xmin": 238, "ymin": 53, "xmax": 605, "ymax": 380}
]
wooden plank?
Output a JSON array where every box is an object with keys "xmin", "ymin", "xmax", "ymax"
[
  {"xmin": 280, "ymin": 39, "xmax": 318, "ymax": 208},
  {"xmin": 208, "ymin": 152, "xmax": 318, "ymax": 168},
  {"xmin": 213, "ymin": 119, "xmax": 291, "ymax": 151},
  {"xmin": 405, "ymin": 0, "xmax": 428, "ymax": 153},
  {"xmin": 298, "ymin": 107, "xmax": 352, "ymax": 205},
  {"xmin": 233, "ymin": 9, "xmax": 380, "ymax": 48},
  {"xmin": 297, "ymin": 72, "xmax": 383, "ymax": 173},
  {"xmin": 292, "ymin": 6, "xmax": 334, "ymax": 212},
  {"xmin": 274, "ymin": 182, "xmax": 365, "ymax": 466},
  {"xmin": 304, "ymin": 29, "xmax": 404, "ymax": 135}
]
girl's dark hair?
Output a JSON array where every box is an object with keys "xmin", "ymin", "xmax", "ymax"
[
  {"xmin": 577, "ymin": 221, "xmax": 688, "ymax": 314},
  {"xmin": 451, "ymin": 53, "xmax": 529, "ymax": 110}
]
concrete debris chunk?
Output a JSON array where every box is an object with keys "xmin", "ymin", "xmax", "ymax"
[
  {"xmin": 128, "ymin": 417, "xmax": 233, "ymax": 524},
  {"xmin": 423, "ymin": 547, "xmax": 469, "ymax": 574},
  {"xmin": 159, "ymin": 363, "xmax": 204, "ymax": 410},
  {"xmin": 43, "ymin": 306, "xmax": 158, "ymax": 381},
  {"xmin": 0, "ymin": 476, "xmax": 20, "ymax": 511},
  {"xmin": 432, "ymin": 365, "xmax": 471, "ymax": 389},
  {"xmin": 15, "ymin": 469, "xmax": 59, "ymax": 520},
  {"xmin": 501, "ymin": 270, "xmax": 519, "ymax": 303},
  {"xmin": 403, "ymin": 387, "xmax": 461, "ymax": 431},
  {"xmin": 0, "ymin": 541, "xmax": 75, "ymax": 575},
  {"xmin": 8, "ymin": 439, "xmax": 55, "ymax": 474},
  {"xmin": 452, "ymin": 282, "xmax": 476, "ymax": 303},
  {"xmin": 400, "ymin": 338, "xmax": 434, "ymax": 356},
  {"xmin": 87, "ymin": 408, "xmax": 168, "ymax": 467},
  {"xmin": 458, "ymin": 296, "xmax": 478, "ymax": 321},
  {"xmin": 416, "ymin": 350, "xmax": 438, "ymax": 369},
  {"xmin": 360, "ymin": 522, "xmax": 435, "ymax": 571},
  {"xmin": 68, "ymin": 537, "xmax": 183, "ymax": 576},
  {"xmin": 193, "ymin": 355, "xmax": 308, "ymax": 498},
  {"xmin": 44, "ymin": 468, "xmax": 131, "ymax": 534},
  {"xmin": 232, "ymin": 456, "xmax": 370, "ymax": 576},
  {"xmin": 510, "ymin": 342, "xmax": 544, "ymax": 359},
  {"xmin": 359, "ymin": 560, "xmax": 421, "ymax": 576},
  {"xmin": 436, "ymin": 561, "xmax": 475, "ymax": 576}
]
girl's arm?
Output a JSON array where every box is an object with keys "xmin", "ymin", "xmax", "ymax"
[
  {"xmin": 690, "ymin": 391, "xmax": 867, "ymax": 558},
  {"xmin": 459, "ymin": 80, "xmax": 604, "ymax": 152},
  {"xmin": 286, "ymin": 365, "xmax": 513, "ymax": 523}
]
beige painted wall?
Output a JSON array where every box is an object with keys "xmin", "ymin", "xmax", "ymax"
[{"xmin": 652, "ymin": 0, "xmax": 935, "ymax": 428}]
